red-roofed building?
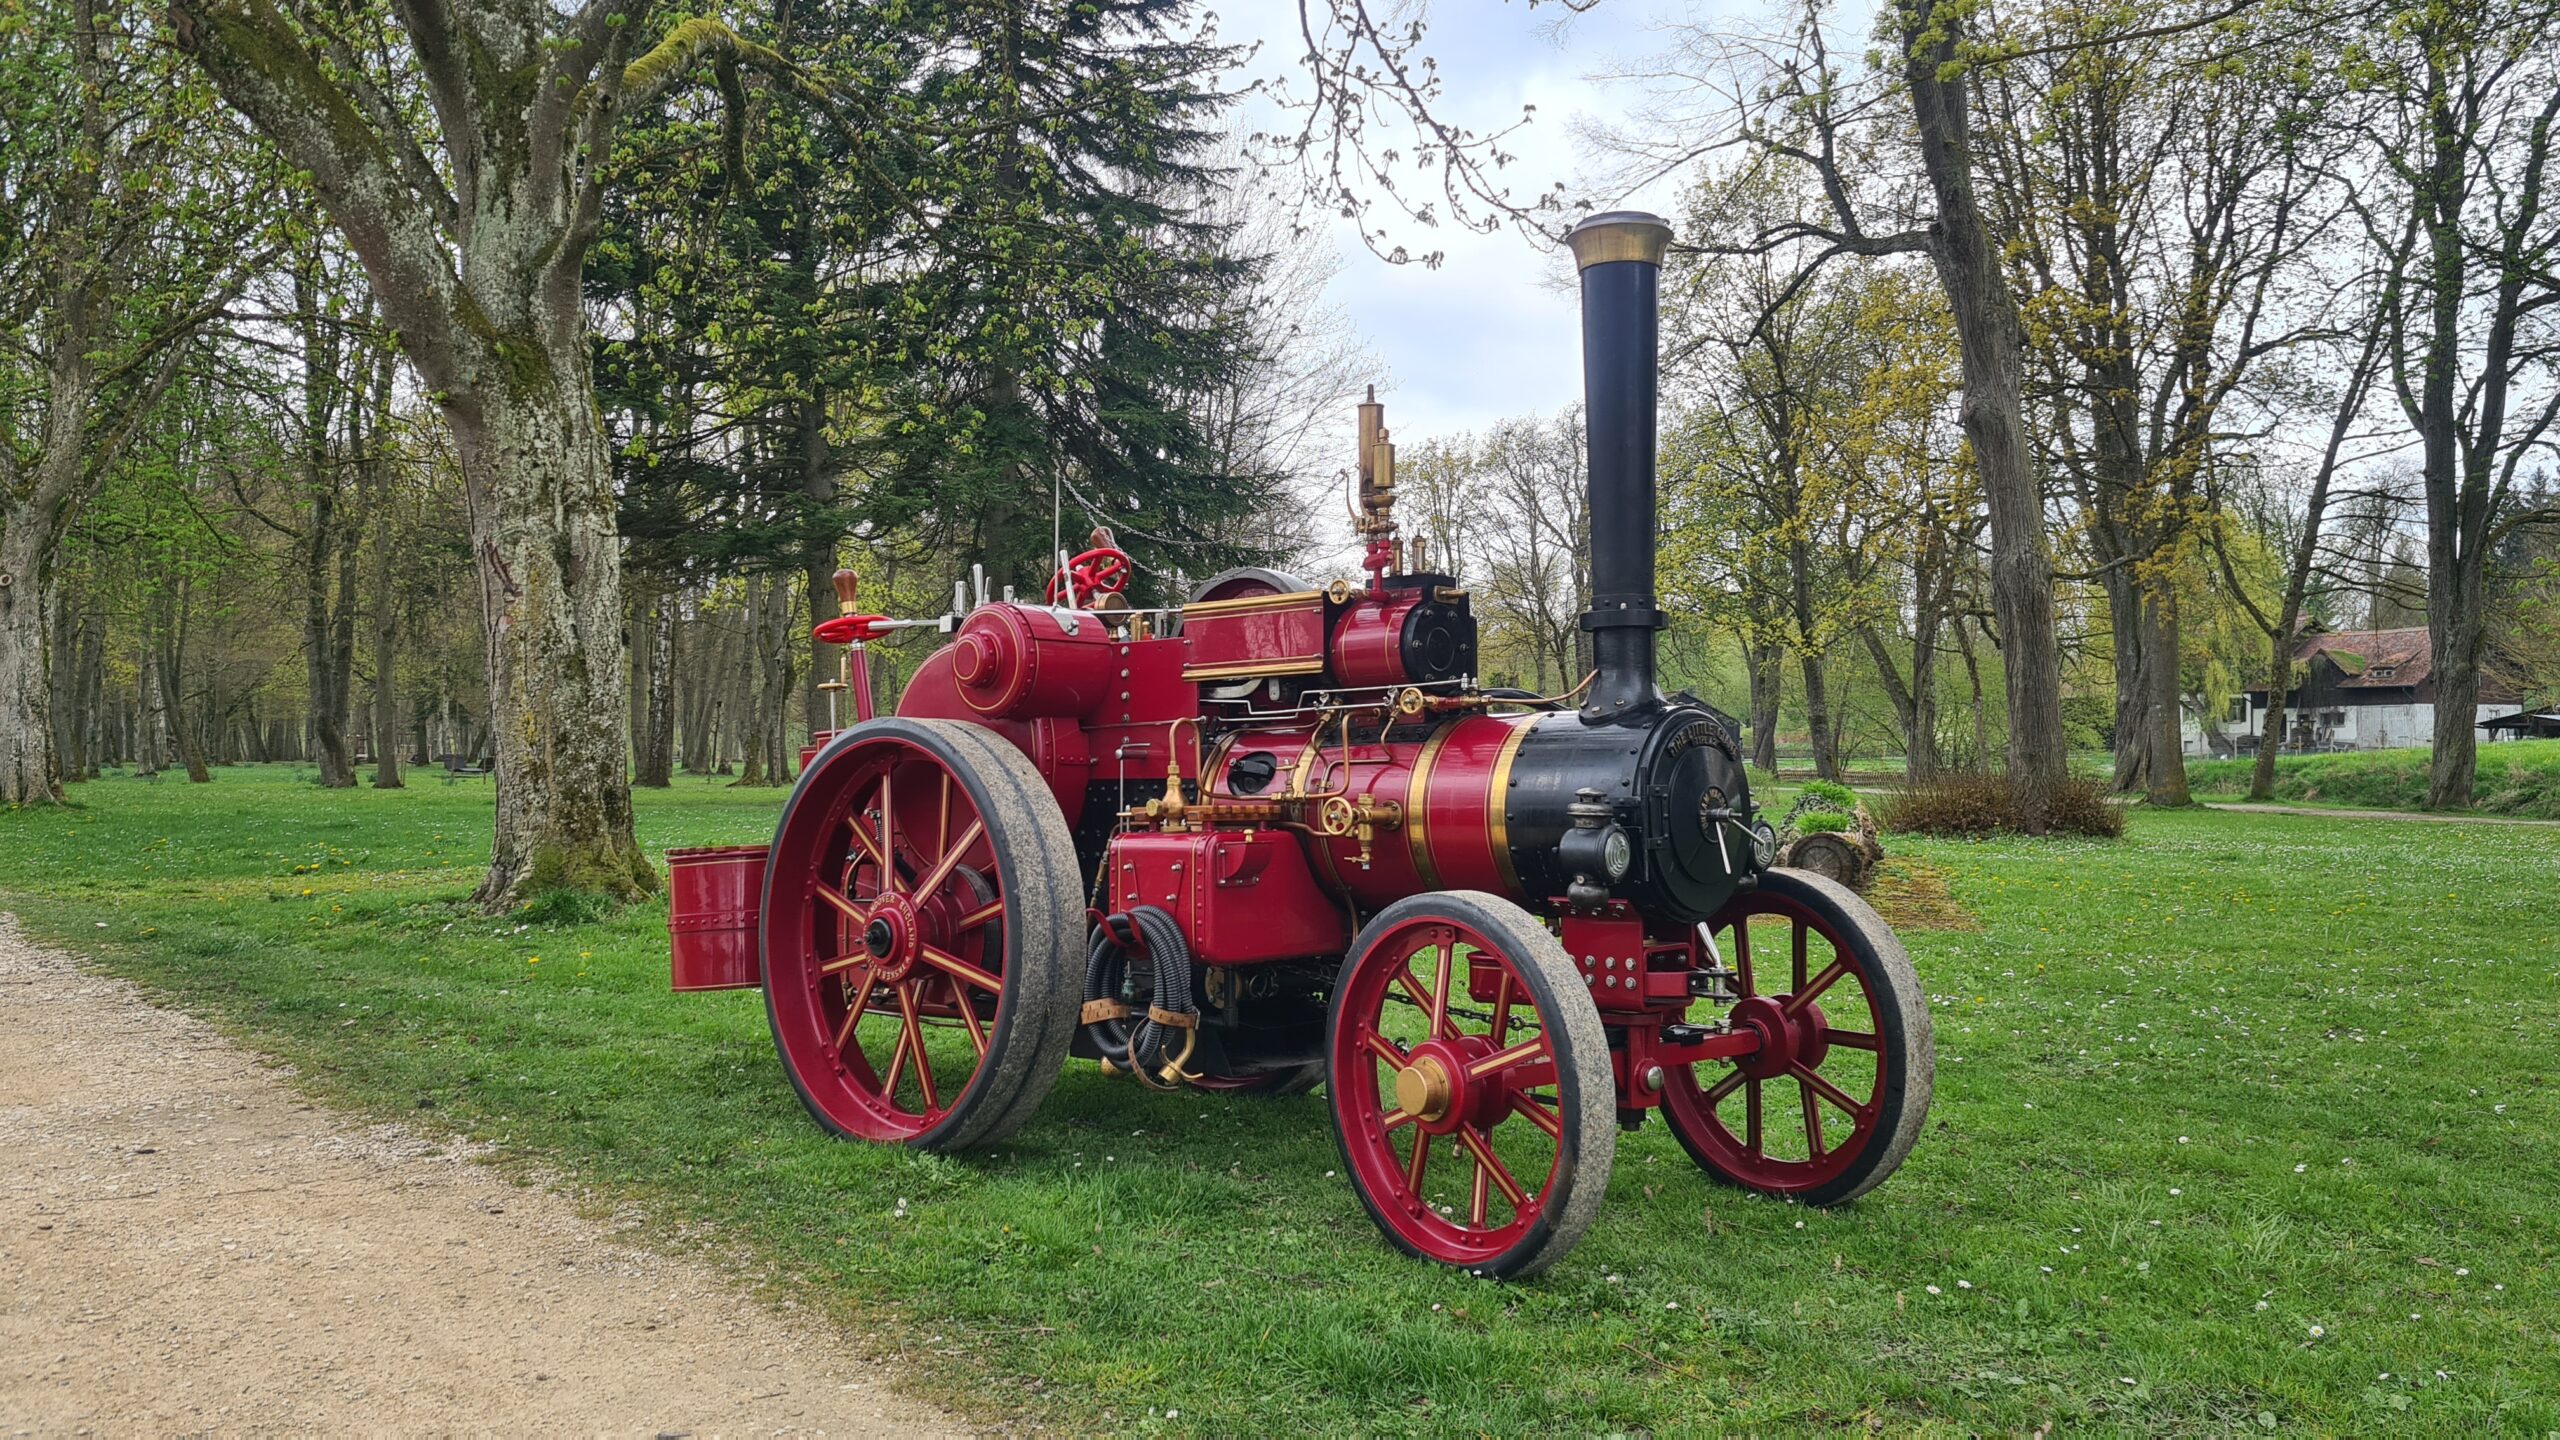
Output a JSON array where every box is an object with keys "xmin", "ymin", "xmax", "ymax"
[{"xmin": 2233, "ymin": 626, "xmax": 2527, "ymax": 752}]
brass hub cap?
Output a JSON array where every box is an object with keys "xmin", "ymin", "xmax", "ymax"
[{"xmin": 1394, "ymin": 1056, "xmax": 1455, "ymax": 1122}]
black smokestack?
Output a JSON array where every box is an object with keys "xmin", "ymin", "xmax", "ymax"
[{"xmin": 1564, "ymin": 211, "xmax": 1673, "ymax": 724}]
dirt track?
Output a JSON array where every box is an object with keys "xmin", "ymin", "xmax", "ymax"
[{"xmin": 0, "ymin": 914, "xmax": 962, "ymax": 1436}]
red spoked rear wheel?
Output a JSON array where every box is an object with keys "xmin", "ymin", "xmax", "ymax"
[
  {"xmin": 1661, "ymin": 869, "xmax": 1932, "ymax": 1204},
  {"xmin": 761, "ymin": 719, "xmax": 1082, "ymax": 1151},
  {"xmin": 1328, "ymin": 891, "xmax": 1614, "ymax": 1279}
]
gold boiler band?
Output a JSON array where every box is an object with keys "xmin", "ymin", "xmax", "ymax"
[
  {"xmin": 1485, "ymin": 717, "xmax": 1534, "ymax": 894},
  {"xmin": 1404, "ymin": 720, "xmax": 1456, "ymax": 890}
]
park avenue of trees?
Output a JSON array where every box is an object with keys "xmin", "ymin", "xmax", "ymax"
[{"xmin": 2, "ymin": 0, "xmax": 2553, "ymax": 907}]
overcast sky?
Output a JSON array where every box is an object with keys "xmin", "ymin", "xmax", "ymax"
[{"xmin": 1215, "ymin": 3, "xmax": 1706, "ymax": 491}]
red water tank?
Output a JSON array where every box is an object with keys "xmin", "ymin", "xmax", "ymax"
[{"xmin": 950, "ymin": 604, "xmax": 1117, "ymax": 720}]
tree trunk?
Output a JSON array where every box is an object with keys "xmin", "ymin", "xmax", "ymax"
[
  {"xmin": 0, "ymin": 556, "xmax": 58, "ymax": 804},
  {"xmin": 296, "ymin": 263, "xmax": 359, "ymax": 790},
  {"xmin": 1800, "ymin": 651, "xmax": 1839, "ymax": 781},
  {"xmin": 1746, "ymin": 639, "xmax": 1783, "ymax": 773},
  {"xmin": 2106, "ymin": 571, "xmax": 2151, "ymax": 791},
  {"xmin": 1954, "ymin": 614, "xmax": 1992, "ymax": 771},
  {"xmin": 801, "ymin": 394, "xmax": 841, "ymax": 742},
  {"xmin": 2250, "ymin": 631, "xmax": 2290, "ymax": 801},
  {"xmin": 137, "ymin": 643, "xmax": 171, "ymax": 777},
  {"xmin": 2427, "ymin": 575, "xmax": 2487, "ymax": 809},
  {"xmin": 1901, "ymin": 0, "xmax": 2066, "ymax": 828},
  {"xmin": 370, "ymin": 513, "xmax": 403, "ymax": 788},
  {"xmin": 2144, "ymin": 588, "xmax": 2190, "ymax": 806},
  {"xmin": 449, "ymin": 367, "xmax": 652, "ymax": 904},
  {"xmin": 163, "ymin": 583, "xmax": 212, "ymax": 784},
  {"xmin": 631, "ymin": 582, "xmax": 674, "ymax": 787},
  {"xmin": 642, "ymin": 592, "xmax": 676, "ymax": 785}
]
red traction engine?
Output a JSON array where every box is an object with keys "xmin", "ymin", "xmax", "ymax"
[{"xmin": 668, "ymin": 213, "xmax": 1934, "ymax": 1278}]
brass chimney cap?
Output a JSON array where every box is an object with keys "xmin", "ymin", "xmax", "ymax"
[{"xmin": 1564, "ymin": 210, "xmax": 1674, "ymax": 270}]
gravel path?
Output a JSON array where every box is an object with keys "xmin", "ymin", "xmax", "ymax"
[{"xmin": 0, "ymin": 914, "xmax": 963, "ymax": 1436}]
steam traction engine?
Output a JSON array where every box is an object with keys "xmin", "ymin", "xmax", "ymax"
[{"xmin": 668, "ymin": 213, "xmax": 1933, "ymax": 1278}]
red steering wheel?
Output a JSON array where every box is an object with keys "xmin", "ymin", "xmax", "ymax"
[{"xmin": 1046, "ymin": 546, "xmax": 1132, "ymax": 606}]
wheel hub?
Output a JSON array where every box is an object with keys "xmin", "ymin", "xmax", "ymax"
[
  {"xmin": 1400, "ymin": 1036, "xmax": 1503, "ymax": 1134},
  {"xmin": 863, "ymin": 892, "xmax": 924, "ymax": 982},
  {"xmin": 1395, "ymin": 1056, "xmax": 1454, "ymax": 1122},
  {"xmin": 1728, "ymin": 993, "xmax": 1826, "ymax": 1080}
]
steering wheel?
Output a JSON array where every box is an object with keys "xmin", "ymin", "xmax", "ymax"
[{"xmin": 1046, "ymin": 546, "xmax": 1132, "ymax": 606}]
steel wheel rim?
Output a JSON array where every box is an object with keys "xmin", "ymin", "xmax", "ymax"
[
  {"xmin": 766, "ymin": 735, "xmax": 1009, "ymax": 1142},
  {"xmin": 1663, "ymin": 890, "xmax": 1887, "ymax": 1192},
  {"xmin": 1333, "ymin": 915, "xmax": 1570, "ymax": 1267}
]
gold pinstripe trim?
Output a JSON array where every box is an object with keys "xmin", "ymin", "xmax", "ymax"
[
  {"xmin": 1181, "ymin": 656, "xmax": 1326, "ymax": 683},
  {"xmin": 1486, "ymin": 717, "xmax": 1534, "ymax": 895},
  {"xmin": 1405, "ymin": 721, "xmax": 1455, "ymax": 889},
  {"xmin": 1181, "ymin": 589, "xmax": 1323, "ymax": 619}
]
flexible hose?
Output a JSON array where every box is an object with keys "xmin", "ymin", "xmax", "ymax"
[{"xmin": 1082, "ymin": 905, "xmax": 1196, "ymax": 1071}]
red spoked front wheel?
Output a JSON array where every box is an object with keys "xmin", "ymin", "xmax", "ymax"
[
  {"xmin": 1661, "ymin": 869, "xmax": 1932, "ymax": 1204},
  {"xmin": 1328, "ymin": 891, "xmax": 1614, "ymax": 1279},
  {"xmin": 761, "ymin": 719, "xmax": 1083, "ymax": 1151}
]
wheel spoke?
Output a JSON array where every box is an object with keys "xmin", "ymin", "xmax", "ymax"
[
  {"xmin": 819, "ymin": 951, "xmax": 868, "ymax": 975},
  {"xmin": 1404, "ymin": 1128, "xmax": 1430, "ymax": 1191},
  {"xmin": 1793, "ymin": 918, "xmax": 1808, "ymax": 993},
  {"xmin": 920, "ymin": 942, "xmax": 1002, "ymax": 995},
  {"xmin": 1731, "ymin": 916, "xmax": 1755, "ymax": 996},
  {"xmin": 955, "ymin": 982, "xmax": 990, "ymax": 1058},
  {"xmin": 817, "ymin": 887, "xmax": 868, "ymax": 925},
  {"xmin": 1470, "ymin": 1156, "xmax": 1492, "ymax": 1227},
  {"xmin": 1827, "ymin": 1029, "xmax": 1880, "ymax": 1051},
  {"xmin": 875, "ymin": 775, "xmax": 896, "ymax": 882},
  {"xmin": 1703, "ymin": 1065, "xmax": 1747, "ymax": 1105},
  {"xmin": 937, "ymin": 770, "xmax": 951, "ymax": 857},
  {"xmin": 1489, "ymin": 969, "xmax": 1515, "ymax": 1041},
  {"xmin": 1792, "ymin": 1060, "xmax": 1867, "ymax": 1119},
  {"xmin": 911, "ymin": 817, "xmax": 986, "ymax": 904},
  {"xmin": 956, "ymin": 897, "xmax": 1005, "ymax": 931},
  {"xmin": 1465, "ymin": 1037, "xmax": 1547, "ymax": 1080},
  {"xmin": 1509, "ymin": 1091, "xmax": 1562, "ymax": 1139},
  {"xmin": 881, "ymin": 1011, "xmax": 912, "ymax": 1095},
  {"xmin": 1746, "ymin": 1077, "xmax": 1763, "ymax": 1153},
  {"xmin": 898, "ymin": 980, "xmax": 938, "ymax": 1113},
  {"xmin": 1392, "ymin": 967, "xmax": 1454, "ymax": 1040},
  {"xmin": 835, "ymin": 969, "xmax": 881, "ymax": 1049},
  {"xmin": 1785, "ymin": 958, "xmax": 1851, "ymax": 1015},
  {"xmin": 1428, "ymin": 940, "xmax": 1454, "ymax": 1039},
  {"xmin": 1363, "ymin": 1029, "xmax": 1407, "ymax": 1069},
  {"xmin": 1456, "ymin": 1125, "xmax": 1527, "ymax": 1210},
  {"xmin": 847, "ymin": 811, "xmax": 887, "ymax": 871},
  {"xmin": 1380, "ymin": 1107, "xmax": 1416, "ymax": 1131},
  {"xmin": 1799, "ymin": 1076, "xmax": 1826, "ymax": 1158}
]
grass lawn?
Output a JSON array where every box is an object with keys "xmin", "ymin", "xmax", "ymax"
[
  {"xmin": 4, "ymin": 766, "xmax": 2557, "ymax": 1433},
  {"xmin": 2188, "ymin": 739, "xmax": 2560, "ymax": 819}
]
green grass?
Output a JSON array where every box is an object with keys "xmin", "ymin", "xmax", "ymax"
[
  {"xmin": 4, "ymin": 766, "xmax": 2558, "ymax": 1434},
  {"xmin": 2188, "ymin": 739, "xmax": 2560, "ymax": 818}
]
